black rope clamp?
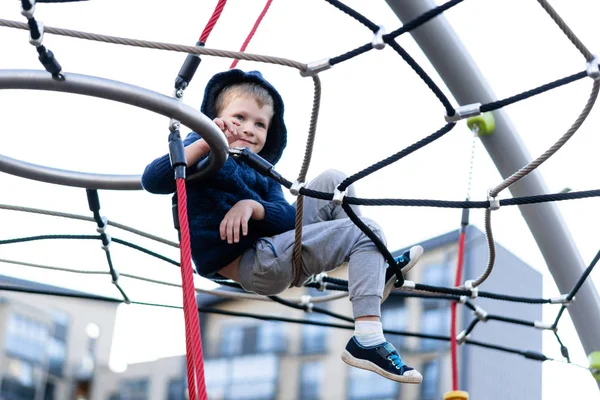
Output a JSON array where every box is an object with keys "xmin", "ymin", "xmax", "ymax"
[
  {"xmin": 37, "ymin": 46, "xmax": 64, "ymax": 80},
  {"xmin": 230, "ymin": 147, "xmax": 274, "ymax": 176},
  {"xmin": 168, "ymin": 130, "xmax": 187, "ymax": 179},
  {"xmin": 175, "ymin": 41, "xmax": 204, "ymax": 91}
]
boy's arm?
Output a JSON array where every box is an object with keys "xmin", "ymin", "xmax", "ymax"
[
  {"xmin": 141, "ymin": 132, "xmax": 210, "ymax": 194},
  {"xmin": 253, "ymin": 179, "xmax": 296, "ymax": 234}
]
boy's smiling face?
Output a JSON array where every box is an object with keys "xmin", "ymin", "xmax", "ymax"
[{"xmin": 219, "ymin": 95, "xmax": 273, "ymax": 154}]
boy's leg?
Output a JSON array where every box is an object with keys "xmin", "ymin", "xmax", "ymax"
[
  {"xmin": 237, "ymin": 217, "xmax": 422, "ymax": 384},
  {"xmin": 295, "ymin": 169, "xmax": 361, "ymax": 225}
]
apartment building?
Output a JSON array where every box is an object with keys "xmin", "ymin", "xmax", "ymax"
[
  {"xmin": 0, "ymin": 274, "xmax": 119, "ymax": 400},
  {"xmin": 94, "ymin": 226, "xmax": 543, "ymax": 400}
]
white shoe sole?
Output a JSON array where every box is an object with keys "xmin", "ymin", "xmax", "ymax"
[
  {"xmin": 341, "ymin": 349, "xmax": 423, "ymax": 384},
  {"xmin": 381, "ymin": 245, "xmax": 423, "ymax": 303}
]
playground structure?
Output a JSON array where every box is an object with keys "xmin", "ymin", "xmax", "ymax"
[{"xmin": 0, "ymin": 0, "xmax": 600, "ymax": 398}]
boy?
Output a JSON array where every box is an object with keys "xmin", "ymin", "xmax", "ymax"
[{"xmin": 142, "ymin": 69, "xmax": 423, "ymax": 384}]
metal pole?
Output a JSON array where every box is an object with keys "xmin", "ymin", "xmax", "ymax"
[{"xmin": 385, "ymin": 0, "xmax": 600, "ymax": 370}]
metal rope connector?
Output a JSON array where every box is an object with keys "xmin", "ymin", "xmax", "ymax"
[
  {"xmin": 534, "ymin": 321, "xmax": 557, "ymax": 331},
  {"xmin": 313, "ymin": 272, "xmax": 328, "ymax": 291},
  {"xmin": 333, "ymin": 186, "xmax": 347, "ymax": 205},
  {"xmin": 445, "ymin": 103, "xmax": 482, "ymax": 123},
  {"xmin": 300, "ymin": 59, "xmax": 331, "ymax": 77},
  {"xmin": 487, "ymin": 189, "xmax": 500, "ymax": 211},
  {"xmin": 550, "ymin": 294, "xmax": 572, "ymax": 304},
  {"xmin": 586, "ymin": 56, "xmax": 600, "ymax": 80},
  {"xmin": 456, "ymin": 330, "xmax": 468, "ymax": 345},
  {"xmin": 372, "ymin": 25, "xmax": 387, "ymax": 50},
  {"xmin": 300, "ymin": 295, "xmax": 313, "ymax": 312},
  {"xmin": 464, "ymin": 279, "xmax": 478, "ymax": 299},
  {"xmin": 290, "ymin": 180, "xmax": 306, "ymax": 196},
  {"xmin": 100, "ymin": 233, "xmax": 112, "ymax": 251},
  {"xmin": 401, "ymin": 280, "xmax": 416, "ymax": 290},
  {"xmin": 28, "ymin": 20, "xmax": 44, "ymax": 46},
  {"xmin": 95, "ymin": 216, "xmax": 109, "ymax": 234},
  {"xmin": 473, "ymin": 305, "xmax": 488, "ymax": 322},
  {"xmin": 20, "ymin": 1, "xmax": 36, "ymax": 19}
]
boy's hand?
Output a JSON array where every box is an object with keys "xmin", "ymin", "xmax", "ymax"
[
  {"xmin": 214, "ymin": 117, "xmax": 242, "ymax": 146},
  {"xmin": 220, "ymin": 200, "xmax": 264, "ymax": 244}
]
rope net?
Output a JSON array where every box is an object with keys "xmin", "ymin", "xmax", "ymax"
[{"xmin": 1, "ymin": 0, "xmax": 600, "ymax": 396}]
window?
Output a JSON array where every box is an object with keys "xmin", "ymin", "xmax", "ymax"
[
  {"xmin": 221, "ymin": 326, "xmax": 244, "ymax": 356},
  {"xmin": 347, "ymin": 366, "xmax": 399, "ymax": 400},
  {"xmin": 119, "ymin": 378, "xmax": 149, "ymax": 400},
  {"xmin": 166, "ymin": 378, "xmax": 185, "ymax": 400},
  {"xmin": 420, "ymin": 307, "xmax": 449, "ymax": 351},
  {"xmin": 299, "ymin": 361, "xmax": 324, "ymax": 400},
  {"xmin": 421, "ymin": 263, "xmax": 451, "ymax": 308},
  {"xmin": 422, "ymin": 263, "xmax": 451, "ymax": 288},
  {"xmin": 420, "ymin": 360, "xmax": 440, "ymax": 400},
  {"xmin": 302, "ymin": 312, "xmax": 329, "ymax": 354},
  {"xmin": 44, "ymin": 381, "xmax": 56, "ymax": 400},
  {"xmin": 4, "ymin": 313, "xmax": 49, "ymax": 364},
  {"xmin": 381, "ymin": 298, "xmax": 406, "ymax": 350},
  {"xmin": 0, "ymin": 357, "xmax": 40, "ymax": 400},
  {"xmin": 257, "ymin": 322, "xmax": 286, "ymax": 353},
  {"xmin": 226, "ymin": 355, "xmax": 278, "ymax": 400},
  {"xmin": 221, "ymin": 323, "xmax": 286, "ymax": 356}
]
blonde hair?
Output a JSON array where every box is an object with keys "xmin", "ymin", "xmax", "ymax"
[{"xmin": 215, "ymin": 82, "xmax": 274, "ymax": 116}]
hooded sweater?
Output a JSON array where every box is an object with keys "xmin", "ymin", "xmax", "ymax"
[{"xmin": 141, "ymin": 70, "xmax": 296, "ymax": 277}]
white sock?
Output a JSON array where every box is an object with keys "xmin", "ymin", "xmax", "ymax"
[{"xmin": 354, "ymin": 320, "xmax": 386, "ymax": 347}]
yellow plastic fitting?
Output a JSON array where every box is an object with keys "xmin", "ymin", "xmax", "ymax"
[
  {"xmin": 466, "ymin": 112, "xmax": 495, "ymax": 136},
  {"xmin": 589, "ymin": 351, "xmax": 600, "ymax": 382},
  {"xmin": 443, "ymin": 390, "xmax": 469, "ymax": 400}
]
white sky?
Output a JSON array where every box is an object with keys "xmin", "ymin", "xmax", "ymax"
[{"xmin": 1, "ymin": 0, "xmax": 599, "ymax": 398}]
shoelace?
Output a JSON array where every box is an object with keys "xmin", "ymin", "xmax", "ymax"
[{"xmin": 388, "ymin": 353, "xmax": 404, "ymax": 369}]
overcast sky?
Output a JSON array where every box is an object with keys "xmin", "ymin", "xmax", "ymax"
[{"xmin": 1, "ymin": 0, "xmax": 599, "ymax": 398}]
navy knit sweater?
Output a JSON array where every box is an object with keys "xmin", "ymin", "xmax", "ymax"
[{"xmin": 141, "ymin": 132, "xmax": 296, "ymax": 277}]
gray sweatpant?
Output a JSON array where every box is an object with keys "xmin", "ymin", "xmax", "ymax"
[{"xmin": 238, "ymin": 169, "xmax": 387, "ymax": 318}]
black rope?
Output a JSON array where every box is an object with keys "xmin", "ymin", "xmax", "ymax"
[
  {"xmin": 323, "ymin": 0, "xmax": 379, "ymax": 32},
  {"xmin": 387, "ymin": 40, "xmax": 455, "ymax": 116},
  {"xmin": 487, "ymin": 314, "xmax": 536, "ymax": 328},
  {"xmin": 0, "ymin": 234, "xmax": 99, "ymax": 245},
  {"xmin": 552, "ymin": 247, "xmax": 600, "ymax": 328},
  {"xmin": 480, "ymin": 71, "xmax": 588, "ymax": 113},
  {"xmin": 329, "ymin": 0, "xmax": 465, "ymax": 72},
  {"xmin": 338, "ymin": 122, "xmax": 456, "ymax": 191},
  {"xmin": 554, "ymin": 331, "xmax": 571, "ymax": 363},
  {"xmin": 111, "ymin": 238, "xmax": 180, "ymax": 267},
  {"xmin": 0, "ymin": 234, "xmax": 180, "ymax": 267},
  {"xmin": 315, "ymin": 188, "xmax": 600, "ymax": 209},
  {"xmin": 322, "ymin": 1, "xmax": 454, "ymax": 115},
  {"xmin": 341, "ymin": 202, "xmax": 403, "ymax": 286},
  {"xmin": 385, "ymin": 0, "xmax": 465, "ymax": 41},
  {"xmin": 0, "ymin": 279, "xmax": 555, "ymax": 363},
  {"xmin": 462, "ymin": 318, "xmax": 479, "ymax": 337}
]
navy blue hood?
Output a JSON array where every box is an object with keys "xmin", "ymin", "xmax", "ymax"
[{"xmin": 200, "ymin": 69, "xmax": 287, "ymax": 165}]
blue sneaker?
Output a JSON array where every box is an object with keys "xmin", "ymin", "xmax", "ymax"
[
  {"xmin": 341, "ymin": 337, "xmax": 423, "ymax": 384},
  {"xmin": 382, "ymin": 245, "xmax": 423, "ymax": 303}
]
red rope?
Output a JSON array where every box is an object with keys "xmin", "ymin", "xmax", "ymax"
[
  {"xmin": 230, "ymin": 0, "xmax": 274, "ymax": 69},
  {"xmin": 176, "ymin": 179, "xmax": 207, "ymax": 400},
  {"xmin": 450, "ymin": 230, "xmax": 466, "ymax": 391},
  {"xmin": 199, "ymin": 0, "xmax": 228, "ymax": 44}
]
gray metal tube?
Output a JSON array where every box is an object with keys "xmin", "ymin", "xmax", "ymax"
[
  {"xmin": 0, "ymin": 70, "xmax": 228, "ymax": 190},
  {"xmin": 385, "ymin": 0, "xmax": 600, "ymax": 363}
]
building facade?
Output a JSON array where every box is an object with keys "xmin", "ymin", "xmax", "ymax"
[
  {"xmin": 0, "ymin": 275, "xmax": 119, "ymax": 400},
  {"xmin": 94, "ymin": 226, "xmax": 543, "ymax": 400}
]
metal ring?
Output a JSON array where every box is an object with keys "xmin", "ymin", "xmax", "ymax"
[{"xmin": 0, "ymin": 69, "xmax": 228, "ymax": 190}]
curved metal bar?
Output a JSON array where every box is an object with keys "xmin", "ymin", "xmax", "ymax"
[{"xmin": 0, "ymin": 69, "xmax": 228, "ymax": 190}]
